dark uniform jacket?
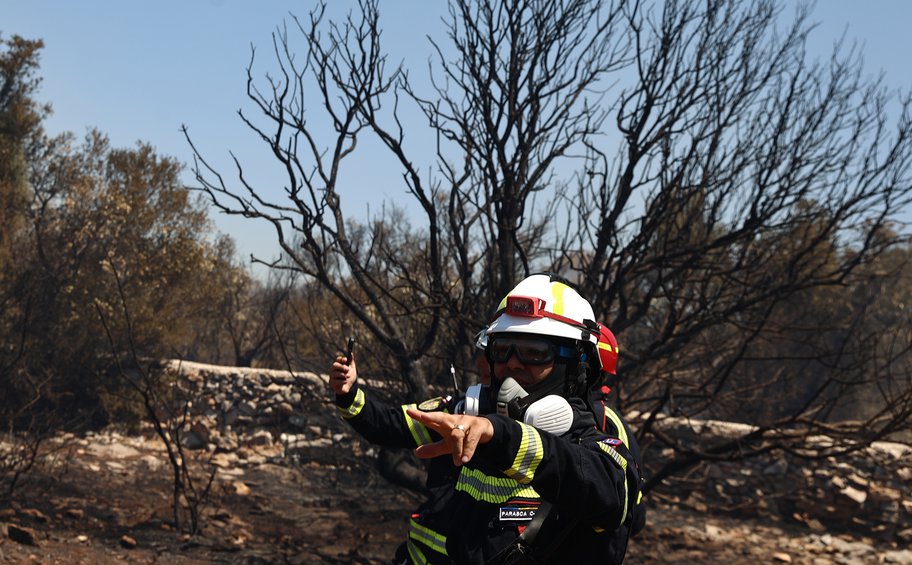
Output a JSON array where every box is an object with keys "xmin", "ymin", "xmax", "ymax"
[
  {"xmin": 336, "ymin": 387, "xmax": 643, "ymax": 564},
  {"xmin": 441, "ymin": 398, "xmax": 641, "ymax": 564}
]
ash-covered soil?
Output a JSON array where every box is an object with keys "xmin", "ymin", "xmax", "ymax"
[{"xmin": 1, "ymin": 428, "xmax": 907, "ymax": 564}]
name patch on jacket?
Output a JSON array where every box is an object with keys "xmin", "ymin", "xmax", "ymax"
[{"xmin": 498, "ymin": 504, "xmax": 539, "ymax": 522}]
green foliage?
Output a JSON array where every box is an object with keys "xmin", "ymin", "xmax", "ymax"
[
  {"xmin": 16, "ymin": 129, "xmax": 235, "ymax": 425},
  {"xmin": 0, "ymin": 34, "xmax": 47, "ymax": 270},
  {"xmin": 0, "ymin": 34, "xmax": 257, "ymax": 430}
]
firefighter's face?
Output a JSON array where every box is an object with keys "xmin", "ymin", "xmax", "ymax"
[{"xmin": 489, "ymin": 336, "xmax": 555, "ymax": 388}]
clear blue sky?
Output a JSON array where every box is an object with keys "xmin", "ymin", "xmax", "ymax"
[{"xmin": 5, "ymin": 1, "xmax": 912, "ymax": 271}]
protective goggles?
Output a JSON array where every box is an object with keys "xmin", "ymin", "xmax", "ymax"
[{"xmin": 487, "ymin": 337, "xmax": 573, "ymax": 365}]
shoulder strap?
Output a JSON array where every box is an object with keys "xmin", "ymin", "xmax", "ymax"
[
  {"xmin": 485, "ymin": 499, "xmax": 585, "ymax": 564},
  {"xmin": 516, "ymin": 500, "xmax": 552, "ymax": 546},
  {"xmin": 484, "ymin": 500, "xmax": 558, "ymax": 565}
]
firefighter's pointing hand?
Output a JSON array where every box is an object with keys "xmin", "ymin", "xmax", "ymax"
[{"xmin": 406, "ymin": 409, "xmax": 494, "ymax": 466}]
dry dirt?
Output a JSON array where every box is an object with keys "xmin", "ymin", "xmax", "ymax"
[{"xmin": 0, "ymin": 428, "xmax": 906, "ymax": 564}]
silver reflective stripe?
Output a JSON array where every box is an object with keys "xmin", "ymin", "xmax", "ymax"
[
  {"xmin": 402, "ymin": 403, "xmax": 433, "ymax": 446},
  {"xmin": 409, "ymin": 518, "xmax": 447, "ymax": 555},
  {"xmin": 406, "ymin": 539, "xmax": 428, "ymax": 565},
  {"xmin": 505, "ymin": 423, "xmax": 543, "ymax": 484},
  {"xmin": 455, "ymin": 467, "xmax": 540, "ymax": 503}
]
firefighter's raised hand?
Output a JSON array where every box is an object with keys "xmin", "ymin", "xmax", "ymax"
[
  {"xmin": 406, "ymin": 409, "xmax": 494, "ymax": 466},
  {"xmin": 329, "ymin": 353, "xmax": 357, "ymax": 395}
]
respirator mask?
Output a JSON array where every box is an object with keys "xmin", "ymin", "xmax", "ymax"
[
  {"xmin": 456, "ymin": 378, "xmax": 573, "ymax": 436},
  {"xmin": 494, "ymin": 377, "xmax": 574, "ymax": 436}
]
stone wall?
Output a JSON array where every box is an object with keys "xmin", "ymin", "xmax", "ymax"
[
  {"xmin": 646, "ymin": 415, "xmax": 912, "ymax": 544},
  {"xmin": 165, "ymin": 360, "xmax": 341, "ymax": 455}
]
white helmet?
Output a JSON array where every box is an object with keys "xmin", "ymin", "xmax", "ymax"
[
  {"xmin": 486, "ymin": 273, "xmax": 598, "ymax": 344},
  {"xmin": 486, "ymin": 273, "xmax": 620, "ymax": 377}
]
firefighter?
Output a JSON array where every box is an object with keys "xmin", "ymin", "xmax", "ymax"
[{"xmin": 405, "ymin": 273, "xmax": 643, "ymax": 564}]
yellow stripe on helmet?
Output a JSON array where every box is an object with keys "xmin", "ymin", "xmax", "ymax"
[{"xmin": 550, "ymin": 281, "xmax": 570, "ymax": 316}]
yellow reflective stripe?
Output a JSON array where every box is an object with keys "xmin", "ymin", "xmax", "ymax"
[
  {"xmin": 597, "ymin": 341, "xmax": 615, "ymax": 354},
  {"xmin": 597, "ymin": 442, "xmax": 629, "ymax": 526},
  {"xmin": 337, "ymin": 388, "xmax": 366, "ymax": 419},
  {"xmin": 503, "ymin": 423, "xmax": 543, "ymax": 484},
  {"xmin": 455, "ymin": 467, "xmax": 540, "ymax": 503},
  {"xmin": 599, "ymin": 442, "xmax": 628, "ymax": 473},
  {"xmin": 406, "ymin": 539, "xmax": 428, "ymax": 565},
  {"xmin": 603, "ymin": 407, "xmax": 629, "ymax": 447},
  {"xmin": 602, "ymin": 407, "xmax": 634, "ymax": 527},
  {"xmin": 408, "ymin": 518, "xmax": 448, "ymax": 556},
  {"xmin": 551, "ymin": 282, "xmax": 570, "ymax": 315},
  {"xmin": 402, "ymin": 404, "xmax": 433, "ymax": 446}
]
